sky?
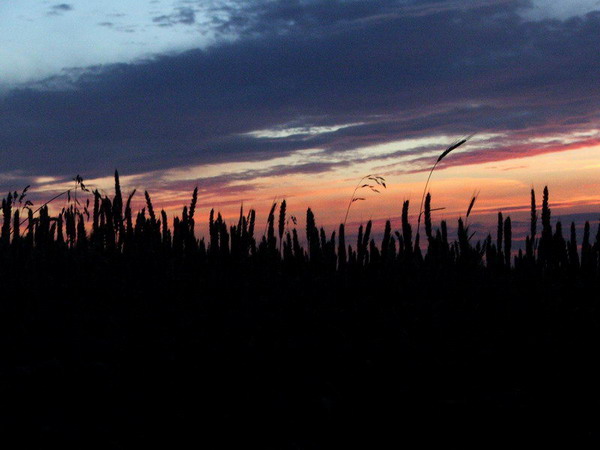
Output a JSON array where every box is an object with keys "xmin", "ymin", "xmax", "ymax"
[{"xmin": 2, "ymin": 0, "xmax": 600, "ymax": 242}]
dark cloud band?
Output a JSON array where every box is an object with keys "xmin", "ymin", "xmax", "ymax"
[{"xmin": 2, "ymin": 0, "xmax": 600, "ymax": 185}]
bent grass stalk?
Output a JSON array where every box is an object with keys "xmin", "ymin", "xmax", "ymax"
[
  {"xmin": 343, "ymin": 174, "xmax": 386, "ymax": 226},
  {"xmin": 417, "ymin": 135, "xmax": 473, "ymax": 237},
  {"xmin": 15, "ymin": 175, "xmax": 90, "ymax": 234}
]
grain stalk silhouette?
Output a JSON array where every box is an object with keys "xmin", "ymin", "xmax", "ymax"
[
  {"xmin": 417, "ymin": 136, "xmax": 473, "ymax": 241},
  {"xmin": 0, "ymin": 168, "xmax": 594, "ymax": 276},
  {"xmin": 13, "ymin": 175, "xmax": 89, "ymax": 235},
  {"xmin": 3, "ymin": 172, "xmax": 600, "ymax": 450},
  {"xmin": 343, "ymin": 174, "xmax": 386, "ymax": 226}
]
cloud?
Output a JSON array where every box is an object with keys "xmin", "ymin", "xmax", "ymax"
[
  {"xmin": 153, "ymin": 7, "xmax": 196, "ymax": 27},
  {"xmin": 3, "ymin": 0, "xmax": 600, "ymax": 186},
  {"xmin": 521, "ymin": 0, "xmax": 600, "ymax": 20},
  {"xmin": 48, "ymin": 3, "xmax": 74, "ymax": 16},
  {"xmin": 205, "ymin": 0, "xmax": 518, "ymax": 36}
]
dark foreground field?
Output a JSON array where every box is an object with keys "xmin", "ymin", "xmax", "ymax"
[
  {"xmin": 1, "ymin": 179, "xmax": 600, "ymax": 447},
  {"xmin": 2, "ymin": 262, "xmax": 600, "ymax": 448}
]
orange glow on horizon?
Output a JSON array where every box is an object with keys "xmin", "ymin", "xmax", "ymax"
[{"xmin": 14, "ymin": 137, "xmax": 600, "ymax": 244}]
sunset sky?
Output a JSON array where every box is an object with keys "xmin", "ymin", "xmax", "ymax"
[{"xmin": 2, "ymin": 0, "xmax": 600, "ymax": 242}]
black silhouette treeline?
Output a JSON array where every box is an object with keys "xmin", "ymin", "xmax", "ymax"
[{"xmin": 1, "ymin": 172, "xmax": 600, "ymax": 447}]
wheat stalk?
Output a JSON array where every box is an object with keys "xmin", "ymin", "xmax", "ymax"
[
  {"xmin": 417, "ymin": 136, "xmax": 473, "ymax": 237},
  {"xmin": 343, "ymin": 174, "xmax": 386, "ymax": 226}
]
